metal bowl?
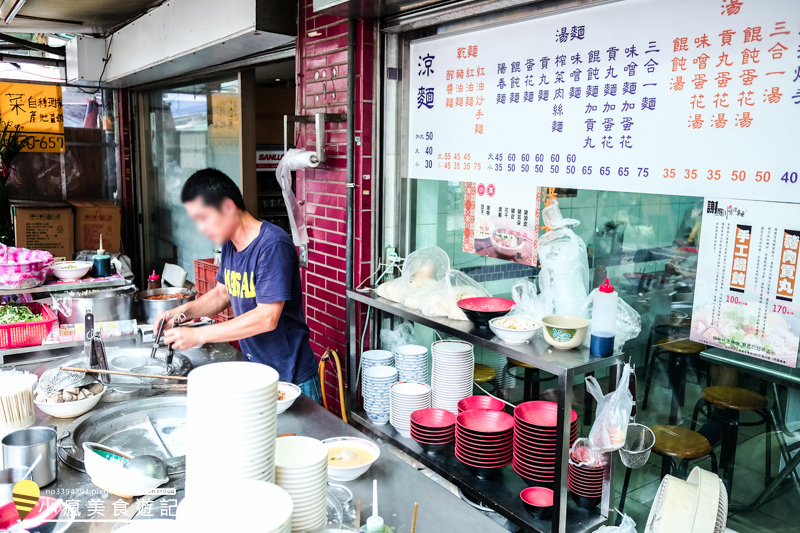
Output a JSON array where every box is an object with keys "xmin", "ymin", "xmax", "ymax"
[{"xmin": 135, "ymin": 287, "xmax": 197, "ymax": 325}]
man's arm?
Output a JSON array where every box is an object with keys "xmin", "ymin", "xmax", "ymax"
[
  {"xmin": 153, "ymin": 282, "xmax": 230, "ymax": 329},
  {"xmin": 163, "ymin": 301, "xmax": 284, "ymax": 350}
]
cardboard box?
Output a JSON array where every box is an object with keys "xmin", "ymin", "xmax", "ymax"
[
  {"xmin": 70, "ymin": 201, "xmax": 121, "ymax": 253},
  {"xmin": 12, "ymin": 202, "xmax": 74, "ymax": 258}
]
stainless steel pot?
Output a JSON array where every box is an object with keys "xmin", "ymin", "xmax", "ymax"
[
  {"xmin": 52, "ymin": 285, "xmax": 137, "ymax": 324},
  {"xmin": 0, "ymin": 467, "xmax": 29, "ymax": 506},
  {"xmin": 136, "ymin": 287, "xmax": 197, "ymax": 325},
  {"xmin": 1, "ymin": 426, "xmax": 57, "ymax": 487}
]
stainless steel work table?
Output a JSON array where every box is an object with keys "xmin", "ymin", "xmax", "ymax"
[
  {"xmin": 11, "ymin": 343, "xmax": 508, "ymax": 533},
  {"xmin": 347, "ymin": 290, "xmax": 622, "ymax": 533}
]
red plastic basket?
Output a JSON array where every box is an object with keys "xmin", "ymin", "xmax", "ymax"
[
  {"xmin": 0, "ymin": 302, "xmax": 57, "ymax": 349},
  {"xmin": 194, "ymin": 258, "xmax": 234, "ymax": 321}
]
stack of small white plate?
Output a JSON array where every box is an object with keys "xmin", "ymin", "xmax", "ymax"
[
  {"xmin": 394, "ymin": 344, "xmax": 429, "ymax": 383},
  {"xmin": 185, "ymin": 361, "xmax": 279, "ymax": 493},
  {"xmin": 431, "ymin": 340, "xmax": 475, "ymax": 414},
  {"xmin": 177, "ymin": 480, "xmax": 293, "ymax": 532},
  {"xmin": 390, "ymin": 382, "xmax": 432, "ymax": 438},
  {"xmin": 363, "ymin": 365, "xmax": 398, "ymax": 425},
  {"xmin": 361, "ymin": 349, "xmax": 393, "ymax": 370},
  {"xmin": 275, "ymin": 436, "xmax": 329, "ymax": 532}
]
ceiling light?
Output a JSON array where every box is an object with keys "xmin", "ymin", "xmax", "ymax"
[{"xmin": 0, "ymin": 0, "xmax": 27, "ymax": 24}]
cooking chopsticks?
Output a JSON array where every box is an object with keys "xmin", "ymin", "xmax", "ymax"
[{"xmin": 60, "ymin": 366, "xmax": 188, "ymax": 381}]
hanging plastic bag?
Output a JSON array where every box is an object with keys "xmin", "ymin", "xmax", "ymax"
[
  {"xmin": 593, "ymin": 514, "xmax": 636, "ymax": 533},
  {"xmin": 537, "ymin": 200, "xmax": 590, "ymax": 317},
  {"xmin": 570, "ymin": 438, "xmax": 606, "ymax": 468},
  {"xmin": 275, "ymin": 149, "xmax": 318, "ymax": 246},
  {"xmin": 401, "ymin": 245, "xmax": 450, "ymax": 304},
  {"xmin": 380, "ymin": 322, "xmax": 417, "ymax": 354},
  {"xmin": 586, "ymin": 364, "xmax": 633, "ymax": 452},
  {"xmin": 580, "ymin": 288, "xmax": 642, "ymax": 353},
  {"xmin": 506, "ymin": 278, "xmax": 553, "ymax": 322}
]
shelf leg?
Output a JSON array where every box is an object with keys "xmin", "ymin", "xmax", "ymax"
[{"xmin": 553, "ymin": 370, "xmax": 573, "ymax": 533}]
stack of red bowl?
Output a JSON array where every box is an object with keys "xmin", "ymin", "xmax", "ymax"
[
  {"xmin": 567, "ymin": 461, "xmax": 604, "ymax": 509},
  {"xmin": 455, "ymin": 409, "xmax": 514, "ymax": 477},
  {"xmin": 457, "ymin": 395, "xmax": 506, "ymax": 413},
  {"xmin": 410, "ymin": 408, "xmax": 456, "ymax": 454},
  {"xmin": 512, "ymin": 401, "xmax": 578, "ymax": 485}
]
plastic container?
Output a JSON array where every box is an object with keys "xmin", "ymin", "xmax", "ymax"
[
  {"xmin": 91, "ymin": 235, "xmax": 112, "ymax": 278},
  {"xmin": 0, "ymin": 302, "xmax": 57, "ymax": 349},
  {"xmin": 147, "ymin": 270, "xmax": 161, "ymax": 290},
  {"xmin": 590, "ymin": 279, "xmax": 617, "ymax": 357}
]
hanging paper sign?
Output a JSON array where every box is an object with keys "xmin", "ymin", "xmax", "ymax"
[
  {"xmin": 463, "ymin": 182, "xmax": 540, "ymax": 265},
  {"xmin": 407, "ymin": 0, "xmax": 800, "ymax": 202},
  {"xmin": 0, "ymin": 82, "xmax": 64, "ymax": 153},
  {"xmin": 691, "ymin": 198, "xmax": 800, "ymax": 367}
]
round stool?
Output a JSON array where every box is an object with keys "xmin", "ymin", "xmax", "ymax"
[
  {"xmin": 650, "ymin": 425, "xmax": 718, "ymax": 479},
  {"xmin": 504, "ymin": 358, "xmax": 555, "ymax": 402},
  {"xmin": 691, "ymin": 385, "xmax": 771, "ymax": 495},
  {"xmin": 642, "ymin": 337, "xmax": 707, "ymax": 424},
  {"xmin": 473, "ymin": 364, "xmax": 497, "ymax": 383}
]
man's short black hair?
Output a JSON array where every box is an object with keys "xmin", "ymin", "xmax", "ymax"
[{"xmin": 181, "ymin": 168, "xmax": 246, "ymax": 211}]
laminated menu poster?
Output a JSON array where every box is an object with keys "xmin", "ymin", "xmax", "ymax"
[
  {"xmin": 691, "ymin": 198, "xmax": 800, "ymax": 367},
  {"xmin": 407, "ymin": 0, "xmax": 800, "ymax": 202},
  {"xmin": 462, "ymin": 182, "xmax": 540, "ymax": 265}
]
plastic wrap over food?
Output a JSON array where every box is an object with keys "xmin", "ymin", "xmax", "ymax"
[
  {"xmin": 580, "ymin": 288, "xmax": 642, "ymax": 353},
  {"xmin": 401, "ymin": 245, "xmax": 450, "ymax": 298},
  {"xmin": 537, "ymin": 200, "xmax": 590, "ymax": 317},
  {"xmin": 376, "ymin": 277, "xmax": 410, "ymax": 304},
  {"xmin": 0, "ymin": 244, "xmax": 53, "ymax": 289},
  {"xmin": 570, "ymin": 438, "xmax": 606, "ymax": 467},
  {"xmin": 380, "ymin": 322, "xmax": 418, "ymax": 354}
]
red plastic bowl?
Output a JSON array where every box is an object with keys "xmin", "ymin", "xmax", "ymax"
[
  {"xmin": 521, "ymin": 487, "xmax": 554, "ymax": 507},
  {"xmin": 411, "ymin": 431, "xmax": 454, "ymax": 445},
  {"xmin": 456, "ymin": 445, "xmax": 514, "ymax": 463},
  {"xmin": 411, "ymin": 408, "xmax": 457, "ymax": 429},
  {"xmin": 457, "ymin": 297, "xmax": 515, "ymax": 313},
  {"xmin": 458, "ymin": 395, "xmax": 506, "ymax": 413},
  {"xmin": 456, "ymin": 438, "xmax": 514, "ymax": 454},
  {"xmin": 456, "ymin": 428, "xmax": 513, "ymax": 445},
  {"xmin": 513, "ymin": 459, "xmax": 557, "ymax": 475},
  {"xmin": 513, "ymin": 460, "xmax": 555, "ymax": 480},
  {"xmin": 514, "ymin": 401, "xmax": 578, "ymax": 428},
  {"xmin": 457, "ymin": 409, "xmax": 515, "ymax": 435},
  {"xmin": 568, "ymin": 480, "xmax": 603, "ymax": 496},
  {"xmin": 410, "ymin": 423, "xmax": 455, "ymax": 437},
  {"xmin": 514, "ymin": 423, "xmax": 577, "ymax": 440},
  {"xmin": 0, "ymin": 497, "xmax": 61, "ymax": 530},
  {"xmin": 513, "ymin": 445, "xmax": 557, "ymax": 463},
  {"xmin": 455, "ymin": 449, "xmax": 512, "ymax": 468}
]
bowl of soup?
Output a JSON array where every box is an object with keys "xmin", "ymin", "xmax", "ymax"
[{"xmin": 322, "ymin": 436, "xmax": 380, "ymax": 481}]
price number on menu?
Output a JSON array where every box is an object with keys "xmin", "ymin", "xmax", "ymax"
[{"xmin": 21, "ymin": 133, "xmax": 65, "ymax": 153}]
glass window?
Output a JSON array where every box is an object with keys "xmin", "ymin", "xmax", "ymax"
[{"xmin": 141, "ymin": 78, "xmax": 240, "ymax": 280}]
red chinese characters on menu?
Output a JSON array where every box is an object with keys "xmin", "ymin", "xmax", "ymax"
[
  {"xmin": 776, "ymin": 230, "xmax": 799, "ymax": 301},
  {"xmin": 730, "ymin": 224, "xmax": 752, "ymax": 293}
]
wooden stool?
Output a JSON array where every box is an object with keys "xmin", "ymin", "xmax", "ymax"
[
  {"xmin": 691, "ymin": 386, "xmax": 771, "ymax": 496},
  {"xmin": 473, "ymin": 364, "xmax": 497, "ymax": 383},
  {"xmin": 650, "ymin": 425, "xmax": 718, "ymax": 478},
  {"xmin": 504, "ymin": 358, "xmax": 555, "ymax": 402},
  {"xmin": 642, "ymin": 337, "xmax": 706, "ymax": 424}
]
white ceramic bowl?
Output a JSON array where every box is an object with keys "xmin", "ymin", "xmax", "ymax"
[
  {"xmin": 276, "ymin": 382, "xmax": 301, "ymax": 414},
  {"xmin": 541, "ymin": 315, "xmax": 591, "ymax": 350},
  {"xmin": 322, "ymin": 436, "xmax": 380, "ymax": 481},
  {"xmin": 489, "ymin": 316, "xmax": 541, "ymax": 344},
  {"xmin": 34, "ymin": 386, "xmax": 105, "ymax": 418},
  {"xmin": 52, "ymin": 261, "xmax": 92, "ymax": 280},
  {"xmin": 82, "ymin": 443, "xmax": 168, "ymax": 497}
]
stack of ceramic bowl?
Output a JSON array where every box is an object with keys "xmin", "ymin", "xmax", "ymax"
[
  {"xmin": 394, "ymin": 345, "xmax": 429, "ymax": 383},
  {"xmin": 410, "ymin": 408, "xmax": 456, "ymax": 454},
  {"xmin": 275, "ymin": 436, "xmax": 328, "ymax": 531},
  {"xmin": 431, "ymin": 340, "xmax": 475, "ymax": 413},
  {"xmin": 457, "ymin": 395, "xmax": 506, "ymax": 414},
  {"xmin": 361, "ymin": 349, "xmax": 393, "ymax": 371},
  {"xmin": 363, "ymin": 366, "xmax": 398, "ymax": 425},
  {"xmin": 185, "ymin": 361, "xmax": 279, "ymax": 493},
  {"xmin": 389, "ymin": 382, "xmax": 432, "ymax": 437},
  {"xmin": 177, "ymin": 480, "xmax": 293, "ymax": 532},
  {"xmin": 568, "ymin": 460, "xmax": 604, "ymax": 509},
  {"xmin": 455, "ymin": 409, "xmax": 514, "ymax": 477},
  {"xmin": 512, "ymin": 401, "xmax": 578, "ymax": 486}
]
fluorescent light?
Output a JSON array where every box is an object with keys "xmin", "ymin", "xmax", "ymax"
[{"xmin": 0, "ymin": 0, "xmax": 26, "ymax": 24}]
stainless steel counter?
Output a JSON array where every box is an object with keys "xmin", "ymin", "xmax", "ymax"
[{"xmin": 9, "ymin": 342, "xmax": 508, "ymax": 533}]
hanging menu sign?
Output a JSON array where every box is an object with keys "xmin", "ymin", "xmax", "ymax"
[
  {"xmin": 462, "ymin": 183, "xmax": 541, "ymax": 265},
  {"xmin": 691, "ymin": 198, "xmax": 800, "ymax": 367},
  {"xmin": 407, "ymin": 0, "xmax": 800, "ymax": 202}
]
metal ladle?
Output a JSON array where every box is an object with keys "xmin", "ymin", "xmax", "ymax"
[{"xmin": 124, "ymin": 455, "xmax": 168, "ymax": 480}]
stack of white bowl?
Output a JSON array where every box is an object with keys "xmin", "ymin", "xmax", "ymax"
[
  {"xmin": 363, "ymin": 365, "xmax": 398, "ymax": 425},
  {"xmin": 390, "ymin": 382, "xmax": 432, "ymax": 437},
  {"xmin": 275, "ymin": 436, "xmax": 329, "ymax": 531},
  {"xmin": 361, "ymin": 349, "xmax": 393, "ymax": 371},
  {"xmin": 431, "ymin": 340, "xmax": 475, "ymax": 414},
  {"xmin": 177, "ymin": 480, "xmax": 292, "ymax": 532},
  {"xmin": 394, "ymin": 345, "xmax": 429, "ymax": 383},
  {"xmin": 185, "ymin": 361, "xmax": 279, "ymax": 492}
]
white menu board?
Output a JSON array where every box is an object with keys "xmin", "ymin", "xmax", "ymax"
[
  {"xmin": 407, "ymin": 0, "xmax": 800, "ymax": 202},
  {"xmin": 691, "ymin": 198, "xmax": 800, "ymax": 367}
]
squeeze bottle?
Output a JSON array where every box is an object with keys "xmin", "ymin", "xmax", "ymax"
[
  {"xmin": 92, "ymin": 234, "xmax": 112, "ymax": 278},
  {"xmin": 147, "ymin": 270, "xmax": 161, "ymax": 290},
  {"xmin": 590, "ymin": 278, "xmax": 617, "ymax": 357}
]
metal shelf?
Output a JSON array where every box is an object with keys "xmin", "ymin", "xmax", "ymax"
[
  {"xmin": 0, "ymin": 274, "xmax": 128, "ymax": 296},
  {"xmin": 352, "ymin": 410, "xmax": 608, "ymax": 533}
]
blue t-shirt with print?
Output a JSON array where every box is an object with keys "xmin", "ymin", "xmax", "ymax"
[{"xmin": 215, "ymin": 222, "xmax": 317, "ymax": 384}]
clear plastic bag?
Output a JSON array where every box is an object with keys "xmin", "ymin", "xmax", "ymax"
[
  {"xmin": 580, "ymin": 288, "xmax": 642, "ymax": 353},
  {"xmin": 376, "ymin": 277, "xmax": 410, "ymax": 304},
  {"xmin": 537, "ymin": 201, "xmax": 590, "ymax": 317},
  {"xmin": 507, "ymin": 279, "xmax": 553, "ymax": 322},
  {"xmin": 594, "ymin": 514, "xmax": 636, "ymax": 533},
  {"xmin": 379, "ymin": 322, "xmax": 417, "ymax": 354},
  {"xmin": 586, "ymin": 363, "xmax": 633, "ymax": 452},
  {"xmin": 570, "ymin": 438, "xmax": 606, "ymax": 467},
  {"xmin": 446, "ymin": 269, "xmax": 490, "ymax": 302},
  {"xmin": 401, "ymin": 245, "xmax": 450, "ymax": 298},
  {"xmin": 407, "ymin": 278, "xmax": 445, "ymax": 310}
]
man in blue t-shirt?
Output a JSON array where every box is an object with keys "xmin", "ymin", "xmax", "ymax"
[{"xmin": 156, "ymin": 168, "xmax": 320, "ymax": 402}]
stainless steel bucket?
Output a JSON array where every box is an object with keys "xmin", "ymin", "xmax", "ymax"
[
  {"xmin": 136, "ymin": 288, "xmax": 197, "ymax": 325},
  {"xmin": 1, "ymin": 426, "xmax": 58, "ymax": 487},
  {"xmin": 0, "ymin": 467, "xmax": 29, "ymax": 505},
  {"xmin": 52, "ymin": 285, "xmax": 137, "ymax": 324}
]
